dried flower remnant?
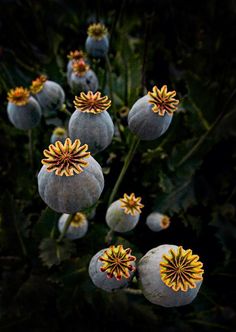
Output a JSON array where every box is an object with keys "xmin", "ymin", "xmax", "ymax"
[
  {"xmin": 52, "ymin": 127, "xmax": 66, "ymax": 136},
  {"xmin": 72, "ymin": 59, "xmax": 90, "ymax": 77},
  {"xmin": 67, "ymin": 50, "xmax": 85, "ymax": 60},
  {"xmin": 42, "ymin": 138, "xmax": 90, "ymax": 176},
  {"xmin": 50, "ymin": 127, "xmax": 67, "ymax": 144},
  {"xmin": 70, "ymin": 212, "xmax": 87, "ymax": 227},
  {"xmin": 30, "ymin": 75, "xmax": 47, "ymax": 94},
  {"xmin": 119, "ymin": 193, "xmax": 144, "ymax": 216},
  {"xmin": 160, "ymin": 246, "xmax": 204, "ymax": 292},
  {"xmin": 161, "ymin": 216, "xmax": 170, "ymax": 229},
  {"xmin": 7, "ymin": 87, "xmax": 30, "ymax": 106},
  {"xmin": 87, "ymin": 23, "xmax": 108, "ymax": 40},
  {"xmin": 74, "ymin": 91, "xmax": 111, "ymax": 114},
  {"xmin": 99, "ymin": 245, "xmax": 136, "ymax": 280},
  {"xmin": 148, "ymin": 85, "xmax": 179, "ymax": 116}
]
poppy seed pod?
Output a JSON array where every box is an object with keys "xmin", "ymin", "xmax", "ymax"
[
  {"xmin": 69, "ymin": 91, "xmax": 114, "ymax": 154},
  {"xmin": 66, "ymin": 50, "xmax": 85, "ymax": 81},
  {"xmin": 146, "ymin": 212, "xmax": 170, "ymax": 232},
  {"xmin": 89, "ymin": 245, "xmax": 136, "ymax": 292},
  {"xmin": 58, "ymin": 212, "xmax": 88, "ymax": 240},
  {"xmin": 128, "ymin": 85, "xmax": 179, "ymax": 140},
  {"xmin": 85, "ymin": 23, "xmax": 109, "ymax": 58},
  {"xmin": 50, "ymin": 127, "xmax": 67, "ymax": 144},
  {"xmin": 7, "ymin": 87, "xmax": 42, "ymax": 130},
  {"xmin": 38, "ymin": 138, "xmax": 104, "ymax": 214},
  {"xmin": 138, "ymin": 244, "xmax": 204, "ymax": 307},
  {"xmin": 68, "ymin": 59, "xmax": 98, "ymax": 94},
  {"xmin": 30, "ymin": 75, "xmax": 65, "ymax": 118},
  {"xmin": 106, "ymin": 193, "xmax": 144, "ymax": 233}
]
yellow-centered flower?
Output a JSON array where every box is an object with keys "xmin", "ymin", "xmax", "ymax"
[
  {"xmin": 42, "ymin": 138, "xmax": 90, "ymax": 176},
  {"xmin": 87, "ymin": 23, "xmax": 108, "ymax": 40},
  {"xmin": 119, "ymin": 193, "xmax": 144, "ymax": 216},
  {"xmin": 148, "ymin": 85, "xmax": 179, "ymax": 116},
  {"xmin": 74, "ymin": 91, "xmax": 111, "ymax": 114},
  {"xmin": 72, "ymin": 59, "xmax": 90, "ymax": 76},
  {"xmin": 99, "ymin": 245, "xmax": 136, "ymax": 280},
  {"xmin": 160, "ymin": 246, "xmax": 204, "ymax": 292},
  {"xmin": 7, "ymin": 87, "xmax": 30, "ymax": 106},
  {"xmin": 67, "ymin": 50, "xmax": 85, "ymax": 60},
  {"xmin": 30, "ymin": 75, "xmax": 47, "ymax": 94}
]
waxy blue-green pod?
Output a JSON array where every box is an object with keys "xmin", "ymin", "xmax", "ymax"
[
  {"xmin": 30, "ymin": 75, "xmax": 65, "ymax": 117},
  {"xmin": 69, "ymin": 91, "xmax": 114, "ymax": 155},
  {"xmin": 38, "ymin": 138, "xmax": 104, "ymax": 214},
  {"xmin": 7, "ymin": 87, "xmax": 41, "ymax": 130},
  {"xmin": 89, "ymin": 245, "xmax": 136, "ymax": 292},
  {"xmin": 106, "ymin": 193, "xmax": 144, "ymax": 233},
  {"xmin": 50, "ymin": 127, "xmax": 67, "ymax": 144},
  {"xmin": 85, "ymin": 23, "xmax": 109, "ymax": 58},
  {"xmin": 58, "ymin": 212, "xmax": 88, "ymax": 240},
  {"xmin": 68, "ymin": 59, "xmax": 98, "ymax": 94},
  {"xmin": 128, "ymin": 85, "xmax": 179, "ymax": 140},
  {"xmin": 138, "ymin": 244, "xmax": 204, "ymax": 307},
  {"xmin": 146, "ymin": 212, "xmax": 170, "ymax": 232}
]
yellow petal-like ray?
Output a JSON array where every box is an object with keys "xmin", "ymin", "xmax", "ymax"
[
  {"xmin": 99, "ymin": 245, "xmax": 136, "ymax": 280},
  {"xmin": 41, "ymin": 138, "xmax": 90, "ymax": 177},
  {"xmin": 119, "ymin": 193, "xmax": 144, "ymax": 216},
  {"xmin": 148, "ymin": 85, "xmax": 179, "ymax": 116},
  {"xmin": 160, "ymin": 246, "xmax": 204, "ymax": 292}
]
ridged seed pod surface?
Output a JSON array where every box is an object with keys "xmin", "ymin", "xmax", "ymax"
[
  {"xmin": 7, "ymin": 96, "xmax": 42, "ymax": 130},
  {"xmin": 138, "ymin": 244, "xmax": 203, "ymax": 307}
]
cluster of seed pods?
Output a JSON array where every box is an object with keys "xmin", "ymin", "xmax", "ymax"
[{"xmin": 5, "ymin": 22, "xmax": 204, "ymax": 308}]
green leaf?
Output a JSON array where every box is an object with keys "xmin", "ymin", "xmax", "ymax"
[
  {"xmin": 34, "ymin": 207, "xmax": 60, "ymax": 240},
  {"xmin": 158, "ymin": 170, "xmax": 174, "ymax": 193},
  {"xmin": 155, "ymin": 177, "xmax": 196, "ymax": 215},
  {"xmin": 142, "ymin": 146, "xmax": 167, "ymax": 165},
  {"xmin": 167, "ymin": 138, "xmax": 199, "ymax": 171},
  {"xmin": 214, "ymin": 108, "xmax": 236, "ymax": 139},
  {"xmin": 210, "ymin": 206, "xmax": 236, "ymax": 263},
  {"xmin": 39, "ymin": 238, "xmax": 76, "ymax": 268},
  {"xmin": 185, "ymin": 72, "xmax": 218, "ymax": 124}
]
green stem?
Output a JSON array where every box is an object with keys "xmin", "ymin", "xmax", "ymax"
[
  {"xmin": 105, "ymin": 54, "xmax": 114, "ymax": 108},
  {"xmin": 108, "ymin": 135, "xmax": 140, "ymax": 206},
  {"xmin": 105, "ymin": 229, "xmax": 115, "ymax": 245},
  {"xmin": 191, "ymin": 99, "xmax": 210, "ymax": 130},
  {"xmin": 60, "ymin": 103, "xmax": 71, "ymax": 117},
  {"xmin": 14, "ymin": 218, "xmax": 27, "ymax": 257},
  {"xmin": 50, "ymin": 222, "xmax": 56, "ymax": 239},
  {"xmin": 176, "ymin": 114, "xmax": 221, "ymax": 167},
  {"xmin": 57, "ymin": 213, "xmax": 75, "ymax": 243},
  {"xmin": 28, "ymin": 129, "xmax": 33, "ymax": 168},
  {"xmin": 123, "ymin": 288, "xmax": 142, "ymax": 295},
  {"xmin": 101, "ymin": 67, "xmax": 107, "ymax": 92},
  {"xmin": 187, "ymin": 319, "xmax": 230, "ymax": 331}
]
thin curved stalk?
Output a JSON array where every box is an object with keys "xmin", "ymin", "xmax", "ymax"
[
  {"xmin": 57, "ymin": 213, "xmax": 75, "ymax": 243},
  {"xmin": 105, "ymin": 229, "xmax": 114, "ymax": 245},
  {"xmin": 122, "ymin": 288, "xmax": 142, "ymax": 295},
  {"xmin": 108, "ymin": 135, "xmax": 140, "ymax": 206},
  {"xmin": 105, "ymin": 54, "xmax": 114, "ymax": 108},
  {"xmin": 28, "ymin": 129, "xmax": 33, "ymax": 168}
]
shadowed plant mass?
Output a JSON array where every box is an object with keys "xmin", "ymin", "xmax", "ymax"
[{"xmin": 0, "ymin": 1, "xmax": 236, "ymax": 331}]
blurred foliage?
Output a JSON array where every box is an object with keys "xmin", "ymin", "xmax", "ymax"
[{"xmin": 0, "ymin": 0, "xmax": 236, "ymax": 331}]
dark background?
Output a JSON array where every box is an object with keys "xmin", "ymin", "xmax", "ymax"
[{"xmin": 0, "ymin": 1, "xmax": 236, "ymax": 331}]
